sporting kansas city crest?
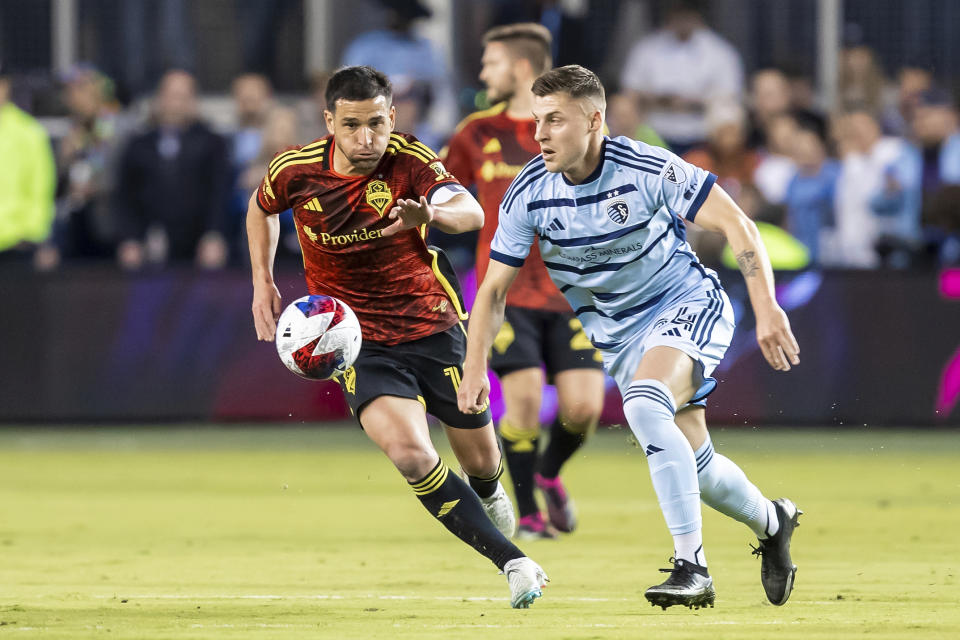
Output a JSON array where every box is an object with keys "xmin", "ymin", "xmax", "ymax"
[
  {"xmin": 606, "ymin": 199, "xmax": 630, "ymax": 224},
  {"xmin": 365, "ymin": 180, "xmax": 393, "ymax": 217}
]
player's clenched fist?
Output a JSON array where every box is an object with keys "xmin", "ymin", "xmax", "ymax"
[
  {"xmin": 252, "ymin": 281, "xmax": 283, "ymax": 341},
  {"xmin": 457, "ymin": 366, "xmax": 490, "ymax": 414}
]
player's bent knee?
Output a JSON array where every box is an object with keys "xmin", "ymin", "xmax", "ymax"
[
  {"xmin": 458, "ymin": 450, "xmax": 501, "ymax": 479},
  {"xmin": 502, "ymin": 396, "xmax": 541, "ymax": 430},
  {"xmin": 383, "ymin": 443, "xmax": 438, "ymax": 481},
  {"xmin": 559, "ymin": 401, "xmax": 603, "ymax": 431}
]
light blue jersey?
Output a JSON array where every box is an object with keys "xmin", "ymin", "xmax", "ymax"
[{"xmin": 490, "ymin": 136, "xmax": 733, "ymax": 400}]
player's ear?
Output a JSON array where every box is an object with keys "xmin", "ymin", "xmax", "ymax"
[
  {"xmin": 323, "ymin": 109, "xmax": 335, "ymax": 136},
  {"xmin": 589, "ymin": 109, "xmax": 604, "ymax": 134},
  {"xmin": 388, "ymin": 104, "xmax": 396, "ymax": 132}
]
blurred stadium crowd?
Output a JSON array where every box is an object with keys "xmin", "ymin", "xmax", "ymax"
[{"xmin": 1, "ymin": 0, "xmax": 959, "ymax": 275}]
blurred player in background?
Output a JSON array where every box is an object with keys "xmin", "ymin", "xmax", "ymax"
[
  {"xmin": 246, "ymin": 65, "xmax": 547, "ymax": 608},
  {"xmin": 460, "ymin": 65, "xmax": 802, "ymax": 610},
  {"xmin": 443, "ymin": 23, "xmax": 604, "ymax": 540}
]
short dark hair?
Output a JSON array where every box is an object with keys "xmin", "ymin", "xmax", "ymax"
[
  {"xmin": 532, "ymin": 64, "xmax": 605, "ymax": 108},
  {"xmin": 325, "ymin": 66, "xmax": 392, "ymax": 112},
  {"xmin": 482, "ymin": 23, "xmax": 553, "ymax": 75}
]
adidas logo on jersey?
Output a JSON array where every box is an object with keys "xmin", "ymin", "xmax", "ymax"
[
  {"xmin": 482, "ymin": 137, "xmax": 502, "ymax": 153},
  {"xmin": 302, "ymin": 197, "xmax": 323, "ymax": 212},
  {"xmin": 546, "ymin": 218, "xmax": 566, "ymax": 232}
]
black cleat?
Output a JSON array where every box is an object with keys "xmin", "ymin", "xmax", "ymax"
[
  {"xmin": 752, "ymin": 497, "xmax": 802, "ymax": 605},
  {"xmin": 644, "ymin": 558, "xmax": 716, "ymax": 610}
]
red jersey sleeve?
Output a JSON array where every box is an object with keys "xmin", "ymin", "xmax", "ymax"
[
  {"xmin": 397, "ymin": 136, "xmax": 466, "ymax": 201},
  {"xmin": 255, "ymin": 147, "xmax": 300, "ymax": 214},
  {"xmin": 440, "ymin": 126, "xmax": 476, "ymax": 189}
]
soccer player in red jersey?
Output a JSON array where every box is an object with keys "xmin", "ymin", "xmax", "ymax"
[
  {"xmin": 245, "ymin": 66, "xmax": 547, "ymax": 608},
  {"xmin": 443, "ymin": 24, "xmax": 605, "ymax": 539}
]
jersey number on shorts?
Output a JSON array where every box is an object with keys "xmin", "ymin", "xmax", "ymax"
[
  {"xmin": 443, "ymin": 366, "xmax": 463, "ymax": 392},
  {"xmin": 569, "ymin": 319, "xmax": 604, "ymax": 362}
]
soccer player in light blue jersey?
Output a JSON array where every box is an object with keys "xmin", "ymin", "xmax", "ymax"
[{"xmin": 458, "ymin": 65, "xmax": 802, "ymax": 610}]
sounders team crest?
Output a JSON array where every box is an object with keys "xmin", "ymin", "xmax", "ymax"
[{"xmin": 365, "ymin": 180, "xmax": 393, "ymax": 217}]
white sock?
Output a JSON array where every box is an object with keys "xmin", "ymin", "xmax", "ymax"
[
  {"xmin": 694, "ymin": 437, "xmax": 779, "ymax": 539},
  {"xmin": 674, "ymin": 530, "xmax": 706, "ymax": 566},
  {"xmin": 623, "ymin": 379, "xmax": 704, "ymax": 565}
]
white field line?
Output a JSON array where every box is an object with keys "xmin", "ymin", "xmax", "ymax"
[{"xmin": 80, "ymin": 593, "xmax": 629, "ymax": 603}]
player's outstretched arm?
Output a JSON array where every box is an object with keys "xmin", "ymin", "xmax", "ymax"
[
  {"xmin": 246, "ymin": 191, "xmax": 282, "ymax": 341},
  {"xmin": 691, "ymin": 185, "xmax": 800, "ymax": 372},
  {"xmin": 458, "ymin": 260, "xmax": 520, "ymax": 413},
  {"xmin": 382, "ymin": 193, "xmax": 483, "ymax": 237}
]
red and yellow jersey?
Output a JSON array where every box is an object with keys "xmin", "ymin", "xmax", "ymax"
[
  {"xmin": 443, "ymin": 103, "xmax": 570, "ymax": 313},
  {"xmin": 256, "ymin": 132, "xmax": 467, "ymax": 346}
]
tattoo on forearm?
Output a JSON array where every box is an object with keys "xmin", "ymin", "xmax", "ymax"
[{"xmin": 736, "ymin": 250, "xmax": 760, "ymax": 278}]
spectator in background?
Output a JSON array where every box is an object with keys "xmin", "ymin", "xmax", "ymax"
[
  {"xmin": 341, "ymin": 0, "xmax": 457, "ymax": 144},
  {"xmin": 606, "ymin": 90, "xmax": 668, "ymax": 148},
  {"xmin": 753, "ymin": 112, "xmax": 798, "ymax": 206},
  {"xmin": 228, "ymin": 73, "xmax": 274, "ymax": 257},
  {"xmin": 392, "ymin": 76, "xmax": 443, "ymax": 151},
  {"xmin": 45, "ymin": 64, "xmax": 127, "ymax": 268},
  {"xmin": 231, "ymin": 74, "xmax": 274, "ymax": 176},
  {"xmin": 234, "ymin": 105, "xmax": 302, "ymax": 264},
  {"xmin": 884, "ymin": 66, "xmax": 932, "ymax": 136},
  {"xmin": 747, "ymin": 69, "xmax": 792, "ymax": 149},
  {"xmin": 114, "ymin": 70, "xmax": 230, "ymax": 270},
  {"xmin": 620, "ymin": 0, "xmax": 743, "ymax": 153},
  {"xmin": 0, "ymin": 66, "xmax": 56, "ymax": 268},
  {"xmin": 828, "ymin": 108, "xmax": 920, "ymax": 269},
  {"xmin": 838, "ymin": 43, "xmax": 896, "ymax": 118},
  {"xmin": 911, "ymin": 89, "xmax": 960, "ymax": 263},
  {"xmin": 782, "ymin": 65, "xmax": 829, "ymax": 134},
  {"xmin": 683, "ymin": 99, "xmax": 758, "ymax": 204},
  {"xmin": 783, "ymin": 117, "xmax": 839, "ymax": 264}
]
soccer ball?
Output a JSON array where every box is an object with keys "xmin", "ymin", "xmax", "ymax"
[{"xmin": 275, "ymin": 295, "xmax": 362, "ymax": 380}]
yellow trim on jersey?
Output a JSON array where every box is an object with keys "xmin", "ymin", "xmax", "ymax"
[
  {"xmin": 268, "ymin": 139, "xmax": 326, "ymax": 174},
  {"xmin": 453, "ymin": 102, "xmax": 508, "ymax": 134},
  {"xmin": 386, "ymin": 134, "xmax": 407, "ymax": 154},
  {"xmin": 419, "ymin": 223, "xmax": 427, "ymax": 240},
  {"xmin": 386, "ymin": 135, "xmax": 437, "ymax": 164},
  {"xmin": 428, "ymin": 248, "xmax": 469, "ymax": 321},
  {"xmin": 269, "ymin": 139, "xmax": 328, "ymax": 181},
  {"xmin": 399, "ymin": 146, "xmax": 432, "ymax": 163},
  {"xmin": 411, "ymin": 141, "xmax": 438, "ymax": 160}
]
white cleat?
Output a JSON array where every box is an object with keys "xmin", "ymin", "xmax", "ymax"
[
  {"xmin": 481, "ymin": 481, "xmax": 517, "ymax": 538},
  {"xmin": 504, "ymin": 557, "xmax": 549, "ymax": 609}
]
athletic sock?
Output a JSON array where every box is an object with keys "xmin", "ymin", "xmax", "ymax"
[
  {"xmin": 622, "ymin": 379, "xmax": 704, "ymax": 566},
  {"xmin": 537, "ymin": 417, "xmax": 586, "ymax": 479},
  {"xmin": 674, "ymin": 532, "xmax": 707, "ymax": 567},
  {"xmin": 410, "ymin": 459, "xmax": 524, "ymax": 570},
  {"xmin": 694, "ymin": 437, "xmax": 780, "ymax": 539},
  {"xmin": 467, "ymin": 455, "xmax": 504, "ymax": 500},
  {"xmin": 498, "ymin": 420, "xmax": 540, "ymax": 518}
]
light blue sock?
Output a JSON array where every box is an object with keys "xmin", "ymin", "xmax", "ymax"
[
  {"xmin": 695, "ymin": 437, "xmax": 779, "ymax": 538},
  {"xmin": 623, "ymin": 379, "xmax": 704, "ymax": 565}
]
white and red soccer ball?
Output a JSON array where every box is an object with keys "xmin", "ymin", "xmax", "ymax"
[{"xmin": 275, "ymin": 295, "xmax": 362, "ymax": 380}]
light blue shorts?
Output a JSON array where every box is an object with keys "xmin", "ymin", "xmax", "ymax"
[{"xmin": 601, "ymin": 286, "xmax": 735, "ymax": 406}]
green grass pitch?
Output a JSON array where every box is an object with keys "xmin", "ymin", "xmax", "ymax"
[{"xmin": 1, "ymin": 425, "xmax": 958, "ymax": 639}]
